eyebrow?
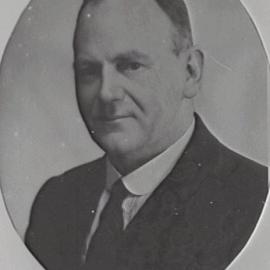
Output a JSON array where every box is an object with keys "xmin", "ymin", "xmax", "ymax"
[
  {"xmin": 74, "ymin": 50, "xmax": 153, "ymax": 66},
  {"xmin": 116, "ymin": 50, "xmax": 149, "ymax": 59},
  {"xmin": 113, "ymin": 50, "xmax": 151, "ymax": 62}
]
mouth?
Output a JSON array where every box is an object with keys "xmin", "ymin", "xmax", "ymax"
[{"xmin": 95, "ymin": 115, "xmax": 131, "ymax": 123}]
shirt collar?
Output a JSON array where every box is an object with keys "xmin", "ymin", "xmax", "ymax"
[{"xmin": 106, "ymin": 118, "xmax": 195, "ymax": 196}]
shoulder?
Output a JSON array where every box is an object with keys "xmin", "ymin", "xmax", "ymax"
[
  {"xmin": 193, "ymin": 114, "xmax": 268, "ymax": 194},
  {"xmin": 185, "ymin": 114, "xmax": 268, "ymax": 228},
  {"xmin": 196, "ymin": 133, "xmax": 268, "ymax": 244},
  {"xmin": 31, "ymin": 156, "xmax": 106, "ymax": 211},
  {"xmin": 44, "ymin": 156, "xmax": 105, "ymax": 187},
  {"xmin": 214, "ymin": 141, "xmax": 268, "ymax": 198},
  {"xmin": 199, "ymin": 129, "xmax": 269, "ymax": 212},
  {"xmin": 206, "ymin": 148, "xmax": 268, "ymax": 261},
  {"xmin": 186, "ymin": 114, "xmax": 268, "ymax": 199}
]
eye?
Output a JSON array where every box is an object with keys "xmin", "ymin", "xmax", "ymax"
[
  {"xmin": 75, "ymin": 61, "xmax": 101, "ymax": 80},
  {"xmin": 116, "ymin": 61, "xmax": 143, "ymax": 73}
]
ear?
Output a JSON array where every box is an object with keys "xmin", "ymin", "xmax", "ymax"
[{"xmin": 184, "ymin": 46, "xmax": 204, "ymax": 98}]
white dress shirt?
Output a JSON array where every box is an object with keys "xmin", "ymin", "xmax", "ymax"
[{"xmin": 85, "ymin": 119, "xmax": 195, "ymax": 253}]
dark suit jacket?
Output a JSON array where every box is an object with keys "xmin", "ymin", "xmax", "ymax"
[{"xmin": 25, "ymin": 115, "xmax": 268, "ymax": 270}]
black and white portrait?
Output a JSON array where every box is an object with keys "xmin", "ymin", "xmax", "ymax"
[{"xmin": 0, "ymin": 0, "xmax": 269, "ymax": 269}]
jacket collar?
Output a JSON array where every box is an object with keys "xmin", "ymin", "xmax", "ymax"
[{"xmin": 154, "ymin": 113, "xmax": 223, "ymax": 204}]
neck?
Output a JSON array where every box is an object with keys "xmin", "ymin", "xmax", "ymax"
[{"xmin": 108, "ymin": 109, "xmax": 194, "ymax": 176}]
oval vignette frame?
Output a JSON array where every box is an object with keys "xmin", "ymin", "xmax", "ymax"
[{"xmin": 0, "ymin": 0, "xmax": 269, "ymax": 269}]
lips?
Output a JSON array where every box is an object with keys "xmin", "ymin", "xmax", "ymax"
[
  {"xmin": 95, "ymin": 114, "xmax": 131, "ymax": 122},
  {"xmin": 92, "ymin": 104, "xmax": 133, "ymax": 123}
]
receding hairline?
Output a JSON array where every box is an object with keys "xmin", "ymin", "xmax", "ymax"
[{"xmin": 74, "ymin": 0, "xmax": 193, "ymax": 54}]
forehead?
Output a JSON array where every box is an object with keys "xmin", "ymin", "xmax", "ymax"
[{"xmin": 75, "ymin": 0, "xmax": 175, "ymax": 58}]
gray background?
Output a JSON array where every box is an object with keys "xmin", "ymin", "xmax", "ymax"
[{"xmin": 0, "ymin": 1, "xmax": 268, "ymax": 269}]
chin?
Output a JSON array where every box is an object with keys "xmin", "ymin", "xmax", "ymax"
[{"xmin": 94, "ymin": 131, "xmax": 143, "ymax": 157}]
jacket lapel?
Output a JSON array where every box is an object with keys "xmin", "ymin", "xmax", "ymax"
[{"xmin": 74, "ymin": 157, "xmax": 107, "ymax": 261}]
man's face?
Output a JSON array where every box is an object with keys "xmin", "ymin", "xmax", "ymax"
[{"xmin": 74, "ymin": 0, "xmax": 194, "ymax": 161}]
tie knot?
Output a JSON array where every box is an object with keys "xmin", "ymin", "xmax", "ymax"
[{"xmin": 110, "ymin": 179, "xmax": 129, "ymax": 202}]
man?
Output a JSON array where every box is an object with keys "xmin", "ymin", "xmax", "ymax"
[{"xmin": 25, "ymin": 0, "xmax": 268, "ymax": 269}]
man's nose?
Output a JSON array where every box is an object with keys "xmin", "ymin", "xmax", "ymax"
[{"xmin": 99, "ymin": 64, "xmax": 125, "ymax": 103}]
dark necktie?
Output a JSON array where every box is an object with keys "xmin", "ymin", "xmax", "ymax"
[{"xmin": 85, "ymin": 179, "xmax": 129, "ymax": 269}]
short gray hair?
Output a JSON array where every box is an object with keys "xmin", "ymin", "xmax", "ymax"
[{"xmin": 75, "ymin": 0, "xmax": 193, "ymax": 55}]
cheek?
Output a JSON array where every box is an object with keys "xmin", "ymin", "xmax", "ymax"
[
  {"xmin": 126, "ymin": 77, "xmax": 168, "ymax": 130},
  {"xmin": 160, "ymin": 72, "xmax": 186, "ymax": 110},
  {"xmin": 145, "ymin": 74, "xmax": 180, "ymax": 112},
  {"xmin": 76, "ymin": 83, "xmax": 98, "ymax": 112}
]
